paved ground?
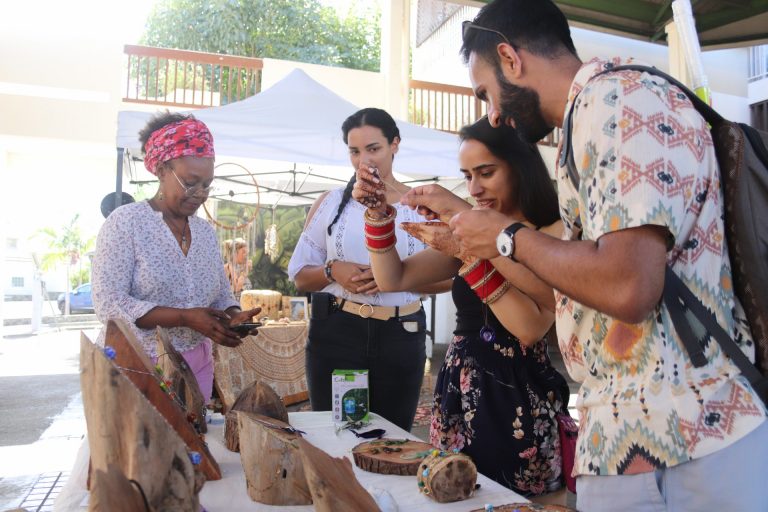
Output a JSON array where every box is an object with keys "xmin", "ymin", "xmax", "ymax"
[{"xmin": 0, "ymin": 326, "xmax": 97, "ymax": 511}]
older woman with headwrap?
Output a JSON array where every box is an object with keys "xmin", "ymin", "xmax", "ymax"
[{"xmin": 91, "ymin": 112, "xmax": 260, "ymax": 402}]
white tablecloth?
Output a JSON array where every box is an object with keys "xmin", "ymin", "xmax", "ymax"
[{"xmin": 56, "ymin": 411, "xmax": 529, "ymax": 511}]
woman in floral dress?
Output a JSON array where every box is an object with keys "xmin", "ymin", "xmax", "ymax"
[{"xmin": 352, "ymin": 117, "xmax": 570, "ymax": 497}]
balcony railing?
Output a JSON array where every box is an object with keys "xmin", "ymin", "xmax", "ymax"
[
  {"xmin": 407, "ymin": 78, "xmax": 560, "ymax": 148},
  {"xmin": 123, "ymin": 45, "xmax": 263, "ymax": 108}
]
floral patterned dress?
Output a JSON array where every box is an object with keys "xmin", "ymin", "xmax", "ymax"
[{"xmin": 430, "ymin": 276, "xmax": 570, "ymax": 496}]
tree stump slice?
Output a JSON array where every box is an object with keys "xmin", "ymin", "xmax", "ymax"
[
  {"xmin": 224, "ymin": 380, "xmax": 288, "ymax": 452},
  {"xmin": 416, "ymin": 451, "xmax": 477, "ymax": 503},
  {"xmin": 103, "ymin": 320, "xmax": 221, "ymax": 480},
  {"xmin": 80, "ymin": 334, "xmax": 202, "ymax": 511},
  {"xmin": 155, "ymin": 327, "xmax": 208, "ymax": 434},
  {"xmin": 237, "ymin": 411, "xmax": 312, "ymax": 506},
  {"xmin": 351, "ymin": 439, "xmax": 434, "ymax": 475},
  {"xmin": 295, "ymin": 438, "xmax": 380, "ymax": 512}
]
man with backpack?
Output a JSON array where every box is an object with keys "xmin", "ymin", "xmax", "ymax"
[{"xmin": 406, "ymin": 0, "xmax": 768, "ymax": 509}]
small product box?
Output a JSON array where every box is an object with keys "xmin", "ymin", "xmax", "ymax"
[{"xmin": 331, "ymin": 369, "xmax": 369, "ymax": 425}]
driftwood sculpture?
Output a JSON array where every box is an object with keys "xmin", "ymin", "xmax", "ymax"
[
  {"xmin": 155, "ymin": 327, "xmax": 207, "ymax": 433},
  {"xmin": 236, "ymin": 411, "xmax": 312, "ymax": 506},
  {"xmin": 103, "ymin": 320, "xmax": 221, "ymax": 480},
  {"xmin": 80, "ymin": 334, "xmax": 204, "ymax": 511},
  {"xmin": 352, "ymin": 438, "xmax": 434, "ymax": 475},
  {"xmin": 88, "ymin": 464, "xmax": 149, "ymax": 512},
  {"xmin": 224, "ymin": 380, "xmax": 288, "ymax": 452},
  {"xmin": 296, "ymin": 437, "xmax": 381, "ymax": 512}
]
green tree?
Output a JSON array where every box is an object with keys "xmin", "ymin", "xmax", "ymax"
[
  {"xmin": 142, "ymin": 0, "xmax": 381, "ymax": 72},
  {"xmin": 33, "ymin": 214, "xmax": 96, "ymax": 315}
]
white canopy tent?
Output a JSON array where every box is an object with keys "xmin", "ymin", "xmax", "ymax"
[{"xmin": 115, "ymin": 69, "xmax": 464, "ymax": 207}]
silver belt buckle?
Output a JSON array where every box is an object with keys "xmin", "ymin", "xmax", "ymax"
[{"xmin": 358, "ymin": 303, "xmax": 374, "ymax": 318}]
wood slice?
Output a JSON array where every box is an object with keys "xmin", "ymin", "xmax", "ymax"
[
  {"xmin": 351, "ymin": 439, "xmax": 434, "ymax": 475},
  {"xmin": 295, "ymin": 438, "xmax": 380, "ymax": 512},
  {"xmin": 416, "ymin": 451, "xmax": 477, "ymax": 503},
  {"xmin": 469, "ymin": 505, "xmax": 576, "ymax": 512},
  {"xmin": 104, "ymin": 320, "xmax": 221, "ymax": 480},
  {"xmin": 80, "ymin": 334, "xmax": 202, "ymax": 511},
  {"xmin": 237, "ymin": 411, "xmax": 312, "ymax": 506},
  {"xmin": 155, "ymin": 327, "xmax": 208, "ymax": 434},
  {"xmin": 225, "ymin": 380, "xmax": 288, "ymax": 452}
]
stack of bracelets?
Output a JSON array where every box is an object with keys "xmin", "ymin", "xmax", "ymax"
[
  {"xmin": 364, "ymin": 205, "xmax": 397, "ymax": 253},
  {"xmin": 458, "ymin": 260, "xmax": 511, "ymax": 304}
]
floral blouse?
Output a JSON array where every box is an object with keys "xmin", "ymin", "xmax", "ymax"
[{"xmin": 92, "ymin": 201, "xmax": 238, "ymax": 357}]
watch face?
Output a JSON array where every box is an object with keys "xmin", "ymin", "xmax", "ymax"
[{"xmin": 496, "ymin": 231, "xmax": 513, "ymax": 257}]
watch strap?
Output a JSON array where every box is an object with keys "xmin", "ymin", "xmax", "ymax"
[{"xmin": 504, "ymin": 222, "xmax": 527, "ymax": 261}]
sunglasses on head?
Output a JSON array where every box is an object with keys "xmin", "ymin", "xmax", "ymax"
[{"xmin": 462, "ymin": 20, "xmax": 513, "ymax": 47}]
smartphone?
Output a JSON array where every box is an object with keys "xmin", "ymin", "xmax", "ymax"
[{"xmin": 231, "ymin": 322, "xmax": 262, "ymax": 335}]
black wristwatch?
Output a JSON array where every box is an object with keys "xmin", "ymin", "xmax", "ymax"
[{"xmin": 495, "ymin": 223, "xmax": 527, "ymax": 261}]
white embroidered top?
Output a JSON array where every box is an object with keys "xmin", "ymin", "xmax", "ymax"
[
  {"xmin": 92, "ymin": 201, "xmax": 238, "ymax": 357},
  {"xmin": 288, "ymin": 188, "xmax": 429, "ymax": 307}
]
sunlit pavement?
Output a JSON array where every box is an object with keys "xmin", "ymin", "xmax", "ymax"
[{"xmin": 0, "ymin": 327, "xmax": 98, "ymax": 511}]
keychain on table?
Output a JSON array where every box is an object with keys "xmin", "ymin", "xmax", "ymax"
[{"xmin": 479, "ymin": 261, "xmax": 496, "ymax": 343}]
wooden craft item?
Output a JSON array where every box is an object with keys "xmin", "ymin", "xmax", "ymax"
[
  {"xmin": 400, "ymin": 221, "xmax": 474, "ymax": 263},
  {"xmin": 225, "ymin": 380, "xmax": 289, "ymax": 452},
  {"xmin": 103, "ymin": 320, "xmax": 221, "ymax": 480},
  {"xmin": 240, "ymin": 289, "xmax": 282, "ymax": 321},
  {"xmin": 295, "ymin": 437, "xmax": 381, "ymax": 512},
  {"xmin": 155, "ymin": 327, "xmax": 207, "ymax": 434},
  {"xmin": 470, "ymin": 505, "xmax": 576, "ymax": 512},
  {"xmin": 282, "ymin": 296, "xmax": 291, "ymax": 319},
  {"xmin": 88, "ymin": 464, "xmax": 148, "ymax": 512},
  {"xmin": 416, "ymin": 450, "xmax": 477, "ymax": 503},
  {"xmin": 237, "ymin": 411, "xmax": 312, "ymax": 506},
  {"xmin": 80, "ymin": 334, "xmax": 203, "ymax": 511},
  {"xmin": 213, "ymin": 322, "xmax": 309, "ymax": 410},
  {"xmin": 351, "ymin": 438, "xmax": 434, "ymax": 475}
]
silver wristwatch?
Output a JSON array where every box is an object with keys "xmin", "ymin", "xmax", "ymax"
[{"xmin": 495, "ymin": 223, "xmax": 527, "ymax": 260}]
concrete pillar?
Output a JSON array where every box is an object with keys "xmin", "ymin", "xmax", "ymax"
[{"xmin": 380, "ymin": 0, "xmax": 411, "ymax": 120}]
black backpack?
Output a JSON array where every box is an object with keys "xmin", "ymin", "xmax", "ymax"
[{"xmin": 560, "ymin": 64, "xmax": 768, "ymax": 405}]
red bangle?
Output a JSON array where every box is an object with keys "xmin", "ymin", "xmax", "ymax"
[
  {"xmin": 366, "ymin": 233, "xmax": 397, "ymax": 252},
  {"xmin": 459, "ymin": 260, "xmax": 509, "ymax": 304},
  {"xmin": 364, "ymin": 222, "xmax": 395, "ymax": 237}
]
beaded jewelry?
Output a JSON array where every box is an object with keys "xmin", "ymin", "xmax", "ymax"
[{"xmin": 416, "ymin": 449, "xmax": 477, "ymax": 503}]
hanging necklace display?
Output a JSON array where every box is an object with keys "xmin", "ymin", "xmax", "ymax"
[{"xmin": 479, "ymin": 261, "xmax": 496, "ymax": 343}]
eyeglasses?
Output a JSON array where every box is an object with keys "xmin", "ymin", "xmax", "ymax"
[
  {"xmin": 462, "ymin": 20, "xmax": 513, "ymax": 47},
  {"xmin": 170, "ymin": 169, "xmax": 213, "ymax": 198}
]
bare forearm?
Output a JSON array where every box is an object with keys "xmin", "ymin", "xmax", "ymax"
[
  {"xmin": 413, "ymin": 279, "xmax": 453, "ymax": 295},
  {"xmin": 513, "ymin": 227, "xmax": 667, "ymax": 323},
  {"xmin": 136, "ymin": 306, "xmax": 188, "ymax": 329},
  {"xmin": 294, "ymin": 266, "xmax": 330, "ymax": 293},
  {"xmin": 371, "ymin": 249, "xmax": 459, "ymax": 293}
]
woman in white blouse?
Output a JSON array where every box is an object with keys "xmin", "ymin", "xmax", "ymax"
[
  {"xmin": 92, "ymin": 112, "xmax": 259, "ymax": 402},
  {"xmin": 288, "ymin": 108, "xmax": 448, "ymax": 431}
]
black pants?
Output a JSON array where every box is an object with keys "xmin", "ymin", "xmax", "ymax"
[{"xmin": 306, "ymin": 307, "xmax": 427, "ymax": 432}]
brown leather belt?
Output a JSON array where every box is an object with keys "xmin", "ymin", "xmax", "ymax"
[{"xmin": 335, "ymin": 297, "xmax": 421, "ymax": 321}]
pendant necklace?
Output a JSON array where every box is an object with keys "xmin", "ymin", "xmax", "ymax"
[
  {"xmin": 179, "ymin": 216, "xmax": 189, "ymax": 252},
  {"xmin": 478, "ymin": 261, "xmax": 496, "ymax": 343}
]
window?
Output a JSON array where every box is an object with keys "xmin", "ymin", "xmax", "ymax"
[
  {"xmin": 6, "ymin": 238, "xmax": 17, "ymax": 249},
  {"xmin": 11, "ymin": 277, "xmax": 24, "ymax": 288}
]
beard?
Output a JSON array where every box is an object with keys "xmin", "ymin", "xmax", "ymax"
[{"xmin": 497, "ymin": 70, "xmax": 553, "ymax": 144}]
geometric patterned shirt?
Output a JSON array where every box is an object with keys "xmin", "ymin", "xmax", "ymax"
[{"xmin": 555, "ymin": 57, "xmax": 766, "ymax": 476}]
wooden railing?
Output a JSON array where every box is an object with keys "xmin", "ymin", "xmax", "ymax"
[
  {"xmin": 123, "ymin": 45, "xmax": 264, "ymax": 108},
  {"xmin": 408, "ymin": 78, "xmax": 561, "ymax": 148}
]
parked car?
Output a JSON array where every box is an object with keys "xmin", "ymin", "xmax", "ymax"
[{"xmin": 58, "ymin": 283, "xmax": 94, "ymax": 314}]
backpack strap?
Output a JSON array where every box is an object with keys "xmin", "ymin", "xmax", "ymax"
[
  {"xmin": 663, "ymin": 267, "xmax": 768, "ymax": 405},
  {"xmin": 558, "ymin": 63, "xmax": 726, "ymax": 190}
]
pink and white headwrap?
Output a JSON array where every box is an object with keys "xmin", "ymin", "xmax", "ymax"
[{"xmin": 143, "ymin": 118, "xmax": 215, "ymax": 175}]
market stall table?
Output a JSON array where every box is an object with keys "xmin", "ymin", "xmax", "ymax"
[{"xmin": 57, "ymin": 411, "xmax": 529, "ymax": 510}]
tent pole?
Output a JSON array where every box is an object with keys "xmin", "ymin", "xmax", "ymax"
[{"xmin": 115, "ymin": 147, "xmax": 125, "ymax": 209}]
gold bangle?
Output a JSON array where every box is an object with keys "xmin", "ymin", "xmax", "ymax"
[
  {"xmin": 485, "ymin": 280, "xmax": 511, "ymax": 305},
  {"xmin": 364, "ymin": 205, "xmax": 396, "ymax": 227},
  {"xmin": 366, "ymin": 242, "xmax": 397, "ymax": 254},
  {"xmin": 457, "ymin": 259, "xmax": 482, "ymax": 278}
]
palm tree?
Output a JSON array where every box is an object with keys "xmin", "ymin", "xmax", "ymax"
[{"xmin": 33, "ymin": 214, "xmax": 96, "ymax": 315}]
